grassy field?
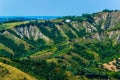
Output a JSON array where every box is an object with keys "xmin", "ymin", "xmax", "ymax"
[
  {"xmin": 0, "ymin": 21, "xmax": 29, "ymax": 31},
  {"xmin": 0, "ymin": 62, "xmax": 36, "ymax": 80}
]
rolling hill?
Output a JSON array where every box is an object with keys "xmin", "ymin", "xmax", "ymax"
[{"xmin": 0, "ymin": 10, "xmax": 120, "ymax": 80}]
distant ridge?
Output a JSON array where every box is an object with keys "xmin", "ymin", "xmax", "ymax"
[{"xmin": 0, "ymin": 16, "xmax": 61, "ymax": 23}]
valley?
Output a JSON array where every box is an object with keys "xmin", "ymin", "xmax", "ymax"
[{"xmin": 0, "ymin": 10, "xmax": 120, "ymax": 80}]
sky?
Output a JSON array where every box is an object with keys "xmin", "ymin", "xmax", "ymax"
[{"xmin": 0, "ymin": 0, "xmax": 120, "ymax": 16}]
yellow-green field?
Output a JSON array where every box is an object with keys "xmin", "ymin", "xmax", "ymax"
[{"xmin": 0, "ymin": 62, "xmax": 36, "ymax": 80}]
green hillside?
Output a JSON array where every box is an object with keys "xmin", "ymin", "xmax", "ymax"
[
  {"xmin": 0, "ymin": 61, "xmax": 36, "ymax": 80},
  {"xmin": 0, "ymin": 10, "xmax": 120, "ymax": 80}
]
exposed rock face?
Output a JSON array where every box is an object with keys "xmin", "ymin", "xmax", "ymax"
[
  {"xmin": 103, "ymin": 58, "xmax": 120, "ymax": 72},
  {"xmin": 108, "ymin": 30, "xmax": 120, "ymax": 39},
  {"xmin": 13, "ymin": 25, "xmax": 50, "ymax": 41},
  {"xmin": 1, "ymin": 11, "xmax": 120, "ymax": 44},
  {"xmin": 94, "ymin": 11, "xmax": 120, "ymax": 30},
  {"xmin": 83, "ymin": 21, "xmax": 97, "ymax": 33},
  {"xmin": 81, "ymin": 11, "xmax": 120, "ymax": 42}
]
